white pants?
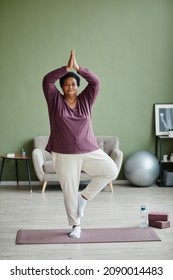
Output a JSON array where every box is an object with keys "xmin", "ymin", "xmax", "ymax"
[{"xmin": 52, "ymin": 149, "xmax": 118, "ymax": 226}]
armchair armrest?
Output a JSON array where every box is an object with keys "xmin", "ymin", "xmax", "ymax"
[
  {"xmin": 110, "ymin": 148, "xmax": 123, "ymax": 172},
  {"xmin": 32, "ymin": 148, "xmax": 46, "ymax": 182}
]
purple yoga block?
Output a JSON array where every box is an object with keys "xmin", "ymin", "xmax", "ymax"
[
  {"xmin": 149, "ymin": 220, "xmax": 170, "ymax": 229},
  {"xmin": 148, "ymin": 212, "xmax": 169, "ymax": 221}
]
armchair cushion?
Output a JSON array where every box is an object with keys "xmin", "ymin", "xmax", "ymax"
[{"xmin": 43, "ymin": 160, "xmax": 55, "ymax": 173}]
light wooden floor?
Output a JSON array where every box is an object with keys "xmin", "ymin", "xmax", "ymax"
[{"xmin": 0, "ymin": 183, "xmax": 172, "ymax": 260}]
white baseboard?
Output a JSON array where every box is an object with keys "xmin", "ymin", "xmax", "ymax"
[
  {"xmin": 0, "ymin": 180, "xmax": 129, "ymax": 186},
  {"xmin": 0, "ymin": 181, "xmax": 41, "ymax": 186},
  {"xmin": 113, "ymin": 180, "xmax": 130, "ymax": 185}
]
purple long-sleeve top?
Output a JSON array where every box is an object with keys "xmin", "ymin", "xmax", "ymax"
[{"xmin": 42, "ymin": 66, "xmax": 100, "ymax": 154}]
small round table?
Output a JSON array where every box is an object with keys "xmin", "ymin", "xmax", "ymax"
[{"xmin": 0, "ymin": 154, "xmax": 32, "ymax": 193}]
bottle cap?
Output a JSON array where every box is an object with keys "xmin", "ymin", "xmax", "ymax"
[{"xmin": 141, "ymin": 205, "xmax": 146, "ymax": 210}]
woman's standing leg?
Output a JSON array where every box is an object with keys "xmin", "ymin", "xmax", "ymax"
[{"xmin": 52, "ymin": 152, "xmax": 83, "ymax": 228}]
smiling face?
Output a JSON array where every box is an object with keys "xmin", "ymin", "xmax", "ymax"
[{"xmin": 62, "ymin": 77, "xmax": 78, "ymax": 100}]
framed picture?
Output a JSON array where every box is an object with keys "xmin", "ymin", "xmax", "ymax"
[{"xmin": 154, "ymin": 104, "xmax": 173, "ymax": 135}]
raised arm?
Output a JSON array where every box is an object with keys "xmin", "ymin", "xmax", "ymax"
[
  {"xmin": 42, "ymin": 50, "xmax": 100, "ymax": 104},
  {"xmin": 43, "ymin": 50, "xmax": 78, "ymax": 101},
  {"xmin": 42, "ymin": 66, "xmax": 67, "ymax": 102}
]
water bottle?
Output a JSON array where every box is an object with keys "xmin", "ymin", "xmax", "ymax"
[{"xmin": 140, "ymin": 205, "xmax": 147, "ymax": 227}]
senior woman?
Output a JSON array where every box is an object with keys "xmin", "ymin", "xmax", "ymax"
[{"xmin": 43, "ymin": 50, "xmax": 118, "ymax": 238}]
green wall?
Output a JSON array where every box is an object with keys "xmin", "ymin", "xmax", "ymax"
[{"xmin": 0, "ymin": 0, "xmax": 173, "ymax": 180}]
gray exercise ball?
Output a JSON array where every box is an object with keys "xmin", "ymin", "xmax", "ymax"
[{"xmin": 124, "ymin": 150, "xmax": 160, "ymax": 186}]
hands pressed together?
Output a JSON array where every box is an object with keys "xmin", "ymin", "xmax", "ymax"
[{"xmin": 66, "ymin": 49, "xmax": 80, "ymax": 72}]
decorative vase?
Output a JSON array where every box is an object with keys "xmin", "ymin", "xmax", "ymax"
[{"xmin": 168, "ymin": 130, "xmax": 173, "ymax": 137}]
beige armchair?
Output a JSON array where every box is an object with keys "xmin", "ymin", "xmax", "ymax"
[{"xmin": 32, "ymin": 135, "xmax": 123, "ymax": 193}]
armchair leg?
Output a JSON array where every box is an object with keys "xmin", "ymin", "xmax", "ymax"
[
  {"xmin": 42, "ymin": 181, "xmax": 47, "ymax": 193},
  {"xmin": 108, "ymin": 181, "xmax": 113, "ymax": 192}
]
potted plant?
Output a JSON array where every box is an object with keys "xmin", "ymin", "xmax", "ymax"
[{"xmin": 21, "ymin": 147, "xmax": 26, "ymax": 157}]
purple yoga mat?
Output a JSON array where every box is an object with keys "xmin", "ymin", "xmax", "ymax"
[{"xmin": 16, "ymin": 227, "xmax": 161, "ymax": 244}]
